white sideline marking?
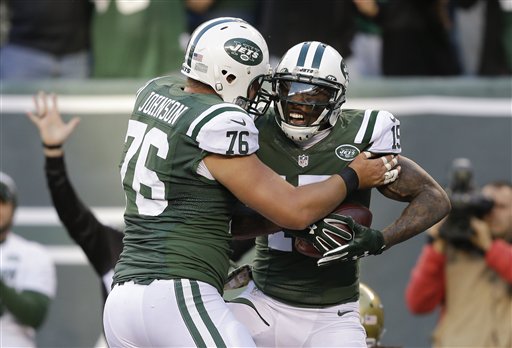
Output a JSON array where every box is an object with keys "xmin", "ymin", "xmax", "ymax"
[
  {"xmin": 15, "ymin": 207, "xmax": 124, "ymax": 265},
  {"xmin": 1, "ymin": 95, "xmax": 511, "ymax": 116},
  {"xmin": 14, "ymin": 207, "xmax": 124, "ymax": 226},
  {"xmin": 345, "ymin": 96, "xmax": 512, "ymax": 117},
  {"xmin": 47, "ymin": 246, "xmax": 88, "ymax": 265},
  {"xmin": 1, "ymin": 95, "xmax": 134, "ymax": 114}
]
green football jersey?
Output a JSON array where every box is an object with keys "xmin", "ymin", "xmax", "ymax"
[
  {"xmin": 253, "ymin": 107, "xmax": 401, "ymax": 307},
  {"xmin": 114, "ymin": 76, "xmax": 259, "ymax": 293}
]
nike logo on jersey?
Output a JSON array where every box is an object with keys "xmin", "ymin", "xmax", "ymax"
[
  {"xmin": 337, "ymin": 310, "xmax": 350, "ymax": 317},
  {"xmin": 231, "ymin": 119, "xmax": 247, "ymax": 126}
]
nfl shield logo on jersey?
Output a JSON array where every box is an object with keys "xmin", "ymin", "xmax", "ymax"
[{"xmin": 298, "ymin": 154, "xmax": 309, "ymax": 168}]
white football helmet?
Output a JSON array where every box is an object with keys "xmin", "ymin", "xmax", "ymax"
[
  {"xmin": 181, "ymin": 17, "xmax": 273, "ymax": 116},
  {"xmin": 273, "ymin": 41, "xmax": 349, "ymax": 142}
]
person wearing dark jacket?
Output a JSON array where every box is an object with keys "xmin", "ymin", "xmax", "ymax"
[
  {"xmin": 1, "ymin": 0, "xmax": 93, "ymax": 79},
  {"xmin": 27, "ymin": 91, "xmax": 122, "ymax": 300}
]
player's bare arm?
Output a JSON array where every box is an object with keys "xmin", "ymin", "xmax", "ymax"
[
  {"xmin": 205, "ymin": 151, "xmax": 399, "ymax": 231},
  {"xmin": 377, "ymin": 156, "xmax": 451, "ymax": 249}
]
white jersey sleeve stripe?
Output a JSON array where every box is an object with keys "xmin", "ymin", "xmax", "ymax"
[
  {"xmin": 354, "ymin": 109, "xmax": 374, "ymax": 144},
  {"xmin": 186, "ymin": 103, "xmax": 245, "ymax": 137}
]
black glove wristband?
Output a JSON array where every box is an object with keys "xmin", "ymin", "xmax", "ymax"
[
  {"xmin": 337, "ymin": 167, "xmax": 359, "ymax": 195},
  {"xmin": 42, "ymin": 142, "xmax": 62, "ymax": 150}
]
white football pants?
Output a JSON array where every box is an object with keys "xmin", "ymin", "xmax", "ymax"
[
  {"xmin": 228, "ymin": 281, "xmax": 366, "ymax": 347},
  {"xmin": 103, "ymin": 279, "xmax": 255, "ymax": 347}
]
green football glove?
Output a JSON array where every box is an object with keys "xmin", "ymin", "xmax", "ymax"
[
  {"xmin": 284, "ymin": 213, "xmax": 353, "ymax": 253},
  {"xmin": 317, "ymin": 216, "xmax": 386, "ymax": 267}
]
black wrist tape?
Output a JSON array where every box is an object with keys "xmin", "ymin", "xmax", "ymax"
[
  {"xmin": 42, "ymin": 142, "xmax": 62, "ymax": 150},
  {"xmin": 338, "ymin": 167, "xmax": 359, "ymax": 195}
]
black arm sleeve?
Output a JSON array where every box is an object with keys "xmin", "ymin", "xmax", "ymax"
[{"xmin": 44, "ymin": 156, "xmax": 123, "ymax": 280}]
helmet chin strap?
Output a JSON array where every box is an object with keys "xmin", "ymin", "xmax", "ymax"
[
  {"xmin": 327, "ymin": 108, "xmax": 341, "ymax": 127},
  {"xmin": 280, "ymin": 121, "xmax": 321, "ymax": 143},
  {"xmin": 309, "ymin": 107, "xmax": 332, "ymax": 127},
  {"xmin": 279, "ymin": 121, "xmax": 333, "ymax": 149}
]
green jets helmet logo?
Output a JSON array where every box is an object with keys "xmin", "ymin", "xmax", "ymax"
[
  {"xmin": 335, "ymin": 144, "xmax": 360, "ymax": 161},
  {"xmin": 224, "ymin": 39, "xmax": 263, "ymax": 66}
]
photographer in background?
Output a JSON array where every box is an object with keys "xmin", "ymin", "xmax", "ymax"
[{"xmin": 405, "ymin": 158, "xmax": 512, "ymax": 347}]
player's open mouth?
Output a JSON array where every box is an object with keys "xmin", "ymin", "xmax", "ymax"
[{"xmin": 289, "ymin": 112, "xmax": 306, "ymax": 126}]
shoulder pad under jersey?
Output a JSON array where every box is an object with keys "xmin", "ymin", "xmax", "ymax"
[
  {"xmin": 354, "ymin": 109, "xmax": 401, "ymax": 154},
  {"xmin": 186, "ymin": 103, "xmax": 259, "ymax": 155}
]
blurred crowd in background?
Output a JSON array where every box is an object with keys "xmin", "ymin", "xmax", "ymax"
[{"xmin": 0, "ymin": 0, "xmax": 511, "ymax": 80}]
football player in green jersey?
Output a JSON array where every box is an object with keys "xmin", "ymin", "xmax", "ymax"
[
  {"xmin": 102, "ymin": 19, "xmax": 399, "ymax": 347},
  {"xmin": 228, "ymin": 41, "xmax": 450, "ymax": 347}
]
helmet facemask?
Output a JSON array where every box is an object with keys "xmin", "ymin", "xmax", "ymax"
[{"xmin": 235, "ymin": 74, "xmax": 275, "ymax": 118}]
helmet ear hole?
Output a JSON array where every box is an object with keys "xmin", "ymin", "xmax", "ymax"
[
  {"xmin": 226, "ymin": 74, "xmax": 236, "ymax": 83},
  {"xmin": 221, "ymin": 70, "xmax": 237, "ymax": 83}
]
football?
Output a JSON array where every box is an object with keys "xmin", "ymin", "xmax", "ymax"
[{"xmin": 294, "ymin": 203, "xmax": 373, "ymax": 258}]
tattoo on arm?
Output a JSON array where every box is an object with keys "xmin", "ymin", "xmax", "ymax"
[{"xmin": 377, "ymin": 156, "xmax": 451, "ymax": 248}]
